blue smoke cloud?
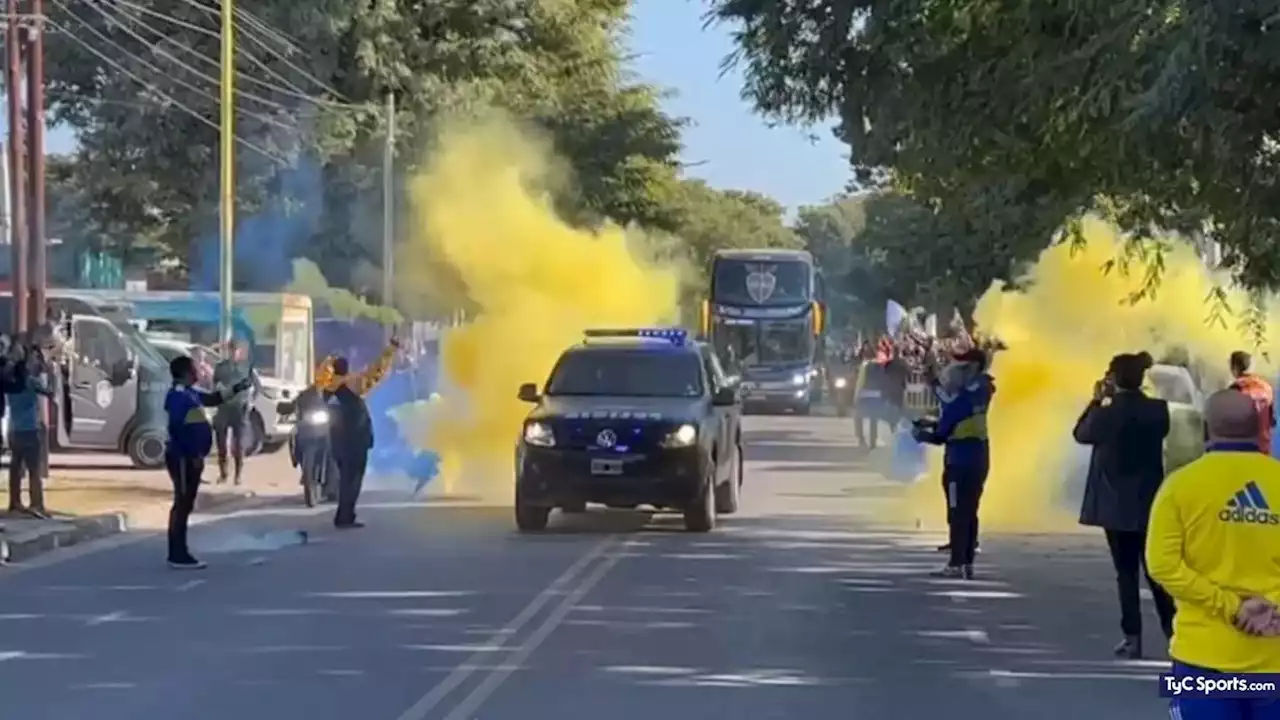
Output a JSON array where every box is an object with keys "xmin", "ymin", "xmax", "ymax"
[{"xmin": 188, "ymin": 160, "xmax": 441, "ymax": 493}]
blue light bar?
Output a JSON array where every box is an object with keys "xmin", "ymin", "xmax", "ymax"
[{"xmin": 583, "ymin": 328, "xmax": 688, "ymax": 346}]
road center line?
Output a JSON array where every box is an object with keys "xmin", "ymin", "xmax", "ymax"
[
  {"xmin": 392, "ymin": 535, "xmax": 618, "ymax": 720},
  {"xmin": 439, "ymin": 541, "xmax": 627, "ymax": 720}
]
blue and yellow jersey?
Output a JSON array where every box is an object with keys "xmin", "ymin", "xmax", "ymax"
[
  {"xmin": 164, "ymin": 386, "xmax": 214, "ymax": 459},
  {"xmin": 1146, "ymin": 443, "xmax": 1280, "ymax": 672},
  {"xmin": 925, "ymin": 374, "xmax": 993, "ymax": 466}
]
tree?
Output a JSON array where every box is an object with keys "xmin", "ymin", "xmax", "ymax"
[
  {"xmin": 709, "ymin": 0, "xmax": 1280, "ymax": 291},
  {"xmin": 45, "ymin": 0, "xmax": 686, "ymax": 292},
  {"xmin": 796, "ymin": 191, "xmax": 996, "ymax": 331}
]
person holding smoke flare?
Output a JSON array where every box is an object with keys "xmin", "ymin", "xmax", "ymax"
[
  {"xmin": 912, "ymin": 347, "xmax": 994, "ymax": 579},
  {"xmin": 1074, "ymin": 353, "xmax": 1175, "ymax": 658},
  {"xmin": 1148, "ymin": 389, "xmax": 1280, "ymax": 720},
  {"xmin": 327, "ymin": 356, "xmax": 376, "ymax": 529},
  {"xmin": 164, "ymin": 356, "xmax": 253, "ymax": 569}
]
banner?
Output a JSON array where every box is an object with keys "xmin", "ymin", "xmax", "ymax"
[{"xmin": 886, "ymin": 300, "xmax": 907, "ymax": 335}]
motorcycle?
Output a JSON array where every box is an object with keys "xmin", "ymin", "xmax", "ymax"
[
  {"xmin": 281, "ymin": 400, "xmax": 338, "ymax": 507},
  {"xmin": 831, "ymin": 369, "xmax": 855, "ymax": 417}
]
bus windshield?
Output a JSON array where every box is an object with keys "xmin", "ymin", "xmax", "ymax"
[{"xmin": 712, "ymin": 258, "xmax": 811, "ymax": 306}]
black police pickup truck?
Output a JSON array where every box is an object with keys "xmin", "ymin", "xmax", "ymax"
[{"xmin": 514, "ymin": 328, "xmax": 744, "ymax": 533}]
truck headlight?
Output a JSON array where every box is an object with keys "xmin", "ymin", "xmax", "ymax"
[
  {"xmin": 523, "ymin": 421, "xmax": 555, "ymax": 447},
  {"xmin": 834, "ymin": 377, "xmax": 848, "ymax": 389},
  {"xmin": 662, "ymin": 424, "xmax": 698, "ymax": 448},
  {"xmin": 791, "ymin": 373, "xmax": 806, "ymax": 386},
  {"xmin": 304, "ymin": 409, "xmax": 329, "ymax": 425},
  {"xmin": 260, "ymin": 386, "xmax": 281, "ymax": 400}
]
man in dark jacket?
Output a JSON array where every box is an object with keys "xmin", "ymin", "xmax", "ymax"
[
  {"xmin": 327, "ymin": 357, "xmax": 374, "ymax": 529},
  {"xmin": 1073, "ymin": 352, "xmax": 1175, "ymax": 659}
]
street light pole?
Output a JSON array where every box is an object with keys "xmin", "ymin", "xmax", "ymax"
[{"xmin": 218, "ymin": 0, "xmax": 235, "ymax": 343}]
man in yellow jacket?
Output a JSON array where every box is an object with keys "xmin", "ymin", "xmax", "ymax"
[{"xmin": 1146, "ymin": 389, "xmax": 1280, "ymax": 720}]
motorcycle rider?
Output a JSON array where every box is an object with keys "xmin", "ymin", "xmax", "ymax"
[{"xmin": 287, "ymin": 371, "xmax": 337, "ymax": 502}]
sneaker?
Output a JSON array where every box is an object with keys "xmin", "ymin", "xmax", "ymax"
[
  {"xmin": 168, "ymin": 558, "xmax": 207, "ymax": 570},
  {"xmin": 930, "ymin": 565, "xmax": 964, "ymax": 578},
  {"xmin": 24, "ymin": 507, "xmax": 50, "ymax": 520},
  {"xmin": 962, "ymin": 564, "xmax": 975, "ymax": 580},
  {"xmin": 1113, "ymin": 635, "xmax": 1142, "ymax": 659},
  {"xmin": 936, "ymin": 543, "xmax": 951, "ymax": 552},
  {"xmin": 334, "ymin": 521, "xmax": 365, "ymax": 530}
]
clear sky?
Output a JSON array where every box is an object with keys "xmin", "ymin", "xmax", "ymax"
[
  {"xmin": 628, "ymin": 2, "xmax": 849, "ymax": 210},
  {"xmin": 36, "ymin": 1, "xmax": 851, "ymax": 211}
]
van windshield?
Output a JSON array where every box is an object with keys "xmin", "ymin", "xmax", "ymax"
[{"xmin": 111, "ymin": 320, "xmax": 169, "ymax": 371}]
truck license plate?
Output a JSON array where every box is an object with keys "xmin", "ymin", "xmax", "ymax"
[{"xmin": 590, "ymin": 458, "xmax": 623, "ymax": 476}]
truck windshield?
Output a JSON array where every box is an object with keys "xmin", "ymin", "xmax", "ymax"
[{"xmin": 546, "ymin": 349, "xmax": 704, "ymax": 398}]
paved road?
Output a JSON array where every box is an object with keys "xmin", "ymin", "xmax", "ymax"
[{"xmin": 0, "ymin": 415, "xmax": 1170, "ymax": 719}]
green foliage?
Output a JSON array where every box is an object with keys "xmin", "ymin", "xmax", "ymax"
[
  {"xmin": 45, "ymin": 0, "xmax": 686, "ymax": 290},
  {"xmin": 286, "ymin": 259, "xmax": 402, "ymax": 324},
  {"xmin": 796, "ymin": 191, "xmax": 997, "ymax": 331},
  {"xmin": 709, "ymin": 0, "xmax": 1280, "ymax": 292}
]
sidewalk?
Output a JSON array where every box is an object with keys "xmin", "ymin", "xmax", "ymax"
[{"xmin": 0, "ymin": 450, "xmax": 301, "ymax": 564}]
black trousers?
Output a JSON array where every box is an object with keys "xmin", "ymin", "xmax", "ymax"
[
  {"xmin": 1104, "ymin": 529, "xmax": 1176, "ymax": 639},
  {"xmin": 334, "ymin": 448, "xmax": 368, "ymax": 526},
  {"xmin": 944, "ymin": 459, "xmax": 988, "ymax": 566},
  {"xmin": 166, "ymin": 455, "xmax": 203, "ymax": 562}
]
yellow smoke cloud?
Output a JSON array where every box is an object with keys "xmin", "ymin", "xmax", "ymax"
[
  {"xmin": 398, "ymin": 114, "xmax": 681, "ymax": 499},
  {"xmin": 904, "ymin": 217, "xmax": 1277, "ymax": 532}
]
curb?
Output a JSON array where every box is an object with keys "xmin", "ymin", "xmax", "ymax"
[
  {"xmin": 0, "ymin": 490, "xmax": 298, "ymax": 566},
  {"xmin": 0, "ymin": 513, "xmax": 128, "ymax": 564}
]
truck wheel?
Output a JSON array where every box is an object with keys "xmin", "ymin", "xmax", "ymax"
[
  {"xmin": 515, "ymin": 481, "xmax": 550, "ymax": 531},
  {"xmin": 515, "ymin": 500, "xmax": 550, "ymax": 532},
  {"xmin": 127, "ymin": 428, "xmax": 167, "ymax": 470},
  {"xmin": 684, "ymin": 470, "xmax": 716, "ymax": 532}
]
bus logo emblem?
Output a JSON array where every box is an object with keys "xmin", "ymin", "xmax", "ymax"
[{"xmin": 745, "ymin": 264, "xmax": 777, "ymax": 303}]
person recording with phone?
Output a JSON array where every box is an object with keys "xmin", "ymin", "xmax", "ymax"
[{"xmin": 1074, "ymin": 353, "xmax": 1174, "ymax": 658}]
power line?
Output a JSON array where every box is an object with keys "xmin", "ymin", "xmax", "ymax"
[
  {"xmin": 68, "ymin": 0, "xmax": 296, "ymax": 125},
  {"xmin": 103, "ymin": 0, "xmax": 365, "ymax": 111},
  {"xmin": 44, "ymin": 16, "xmax": 290, "ymax": 166},
  {"xmin": 167, "ymin": 0, "xmax": 352, "ymax": 102}
]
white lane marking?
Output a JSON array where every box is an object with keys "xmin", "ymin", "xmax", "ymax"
[
  {"xmin": 440, "ymin": 543, "xmax": 626, "ymax": 720},
  {"xmin": 84, "ymin": 611, "xmax": 127, "ymax": 627},
  {"xmin": 391, "ymin": 536, "xmax": 617, "ymax": 720},
  {"xmin": 176, "ymin": 579, "xmax": 205, "ymax": 593}
]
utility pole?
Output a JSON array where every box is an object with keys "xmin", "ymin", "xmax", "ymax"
[
  {"xmin": 6, "ymin": 0, "xmax": 28, "ymax": 335},
  {"xmin": 381, "ymin": 91, "xmax": 394, "ymax": 340},
  {"xmin": 26, "ymin": 0, "xmax": 44, "ymax": 327},
  {"xmin": 218, "ymin": 0, "xmax": 234, "ymax": 343},
  {"xmin": 1, "ymin": 139, "xmax": 10, "ymax": 247}
]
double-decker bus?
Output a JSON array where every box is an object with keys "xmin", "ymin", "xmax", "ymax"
[{"xmin": 700, "ymin": 249, "xmax": 826, "ymax": 413}]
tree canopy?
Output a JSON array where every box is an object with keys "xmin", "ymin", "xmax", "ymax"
[
  {"xmin": 795, "ymin": 191, "xmax": 993, "ymax": 332},
  {"xmin": 43, "ymin": 0, "xmax": 797, "ymax": 312},
  {"xmin": 709, "ymin": 0, "xmax": 1280, "ymax": 291}
]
